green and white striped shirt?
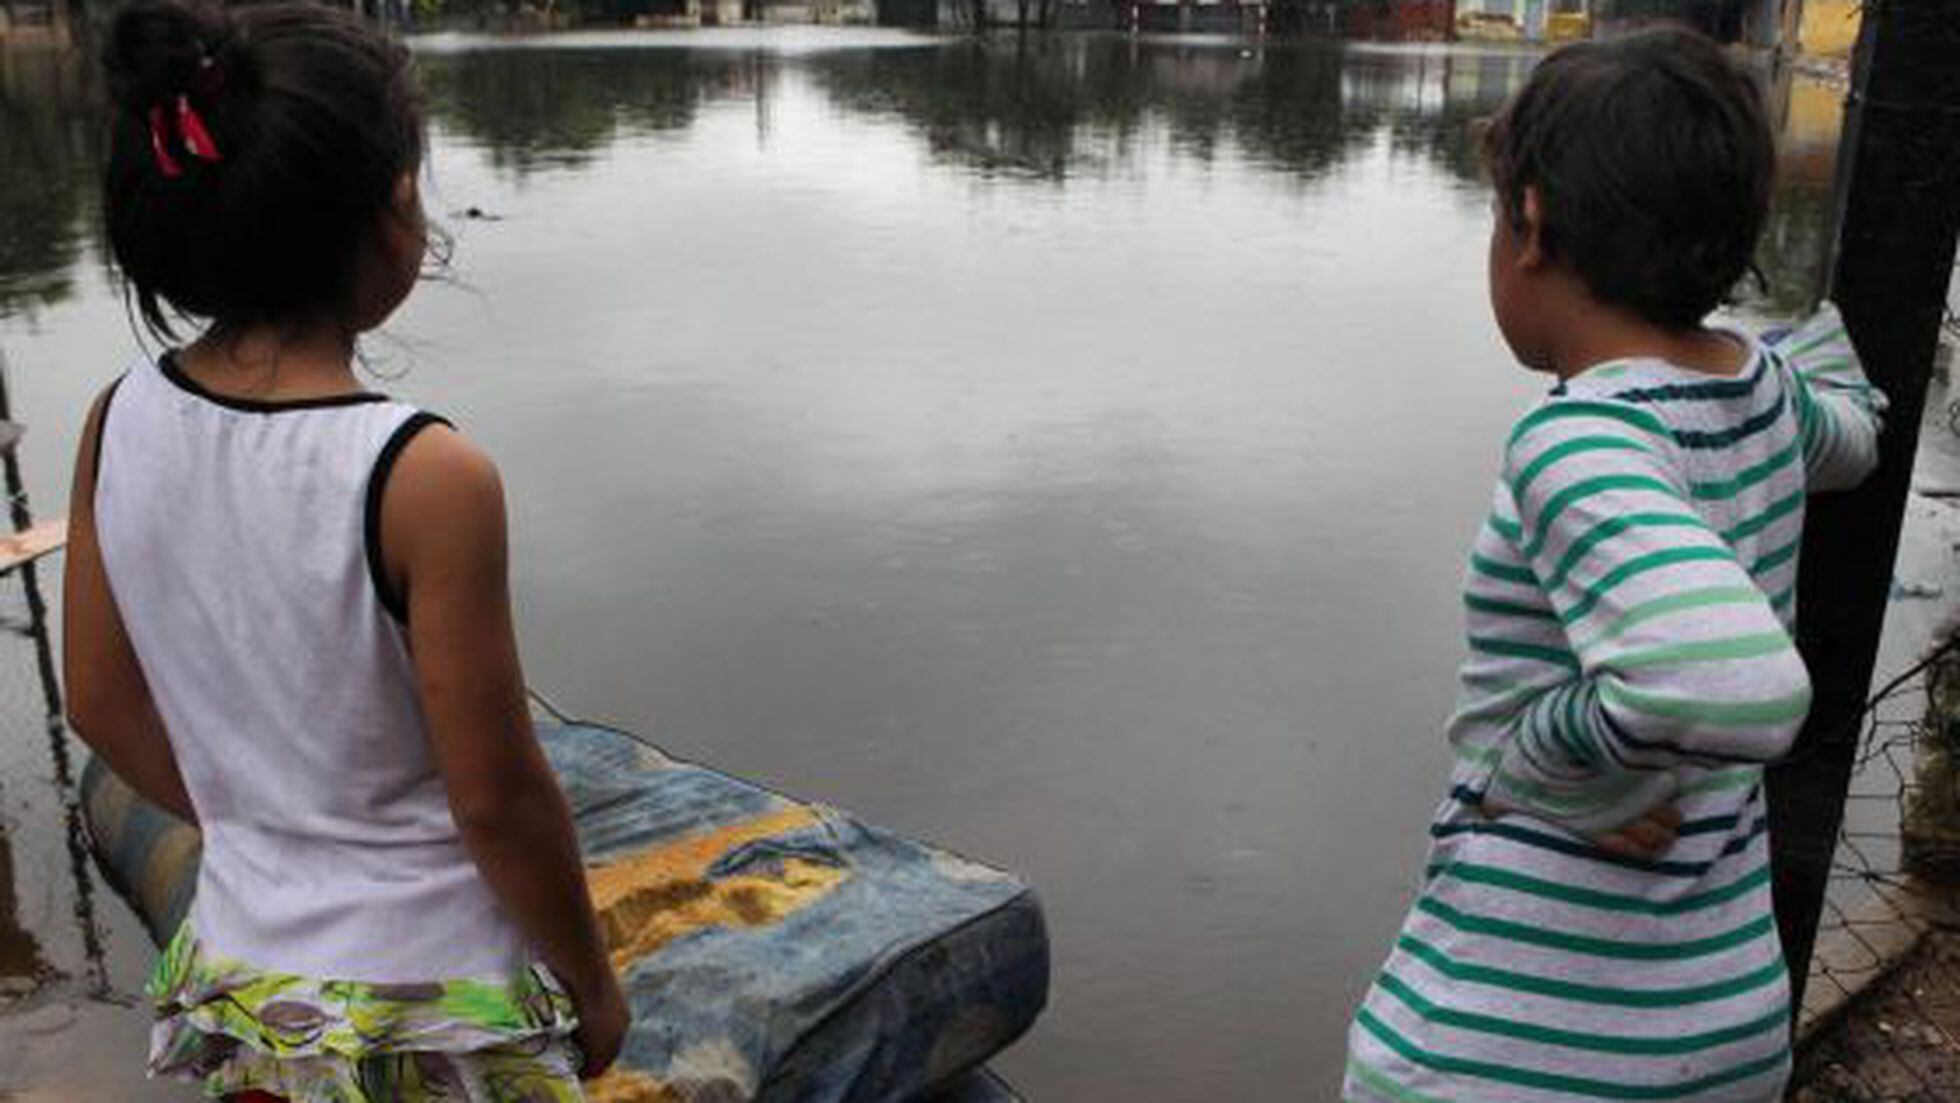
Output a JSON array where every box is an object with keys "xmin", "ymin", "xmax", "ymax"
[{"xmin": 1347, "ymin": 306, "xmax": 1884, "ymax": 1102}]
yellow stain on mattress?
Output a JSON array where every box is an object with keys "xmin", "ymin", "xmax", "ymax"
[
  {"xmin": 585, "ymin": 1068, "xmax": 683, "ymax": 1103},
  {"xmin": 586, "ymin": 806, "xmax": 852, "ymax": 971}
]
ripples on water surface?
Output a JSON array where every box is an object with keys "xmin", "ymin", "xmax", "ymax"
[{"xmin": 0, "ymin": 31, "xmax": 1841, "ymax": 1098}]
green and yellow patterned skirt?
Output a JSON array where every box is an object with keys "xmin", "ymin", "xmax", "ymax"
[{"xmin": 147, "ymin": 923, "xmax": 585, "ymax": 1102}]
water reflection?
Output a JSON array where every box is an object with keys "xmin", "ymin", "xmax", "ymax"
[
  {"xmin": 0, "ymin": 35, "xmax": 1843, "ymax": 321},
  {"xmin": 808, "ymin": 39, "xmax": 1166, "ymax": 179},
  {"xmin": 802, "ymin": 39, "xmax": 1473, "ymax": 182},
  {"xmin": 420, "ymin": 46, "xmax": 718, "ymax": 176},
  {"xmin": 1338, "ymin": 47, "xmax": 1534, "ymax": 184},
  {"xmin": 0, "ymin": 48, "xmax": 104, "ymax": 325},
  {"xmin": 418, "ymin": 35, "xmax": 1834, "ymax": 303},
  {"xmin": 1749, "ymin": 74, "xmax": 1845, "ymax": 317}
]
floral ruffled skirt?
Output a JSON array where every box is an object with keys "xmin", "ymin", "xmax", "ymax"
[{"xmin": 147, "ymin": 923, "xmax": 585, "ymax": 1102}]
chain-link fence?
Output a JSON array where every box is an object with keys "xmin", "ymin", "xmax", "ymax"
[{"xmin": 1789, "ymin": 643, "xmax": 1960, "ymax": 1099}]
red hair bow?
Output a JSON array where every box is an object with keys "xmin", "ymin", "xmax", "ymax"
[{"xmin": 148, "ymin": 94, "xmax": 223, "ymax": 179}]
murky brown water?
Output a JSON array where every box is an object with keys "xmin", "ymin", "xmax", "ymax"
[{"xmin": 0, "ymin": 31, "xmax": 1844, "ymax": 1099}]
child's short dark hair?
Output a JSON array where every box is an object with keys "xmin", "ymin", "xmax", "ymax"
[
  {"xmin": 1481, "ymin": 27, "xmax": 1774, "ymax": 331},
  {"xmin": 102, "ymin": 0, "xmax": 425, "ymax": 339}
]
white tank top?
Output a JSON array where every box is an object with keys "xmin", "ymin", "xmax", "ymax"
[{"xmin": 93, "ymin": 355, "xmax": 528, "ymax": 982}]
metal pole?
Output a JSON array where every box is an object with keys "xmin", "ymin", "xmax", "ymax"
[{"xmin": 1767, "ymin": 0, "xmax": 1960, "ymax": 1006}]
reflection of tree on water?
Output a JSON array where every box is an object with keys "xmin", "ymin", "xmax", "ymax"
[
  {"xmin": 809, "ymin": 39, "xmax": 1145, "ymax": 179},
  {"xmin": 419, "ymin": 47, "xmax": 724, "ymax": 177},
  {"xmin": 807, "ymin": 38, "xmax": 1464, "ymax": 183},
  {"xmin": 807, "ymin": 37, "xmax": 1840, "ymax": 319},
  {"xmin": 0, "ymin": 47, "xmax": 105, "ymax": 323},
  {"xmin": 805, "ymin": 39, "xmax": 1540, "ymax": 188},
  {"xmin": 1220, "ymin": 45, "xmax": 1366, "ymax": 177}
]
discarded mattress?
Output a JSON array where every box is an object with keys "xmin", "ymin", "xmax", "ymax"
[{"xmin": 81, "ymin": 720, "xmax": 1048, "ymax": 1102}]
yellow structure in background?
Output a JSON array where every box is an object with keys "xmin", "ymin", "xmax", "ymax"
[
  {"xmin": 1785, "ymin": 77, "xmax": 1847, "ymax": 154},
  {"xmin": 1800, "ymin": 0, "xmax": 1862, "ymax": 58},
  {"xmin": 1546, "ymin": 11, "xmax": 1590, "ymax": 41}
]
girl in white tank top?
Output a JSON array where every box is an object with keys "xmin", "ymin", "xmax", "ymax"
[{"xmin": 68, "ymin": 4, "xmax": 627, "ymax": 1099}]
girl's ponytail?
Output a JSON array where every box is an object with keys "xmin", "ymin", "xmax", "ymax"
[{"xmin": 101, "ymin": 1, "xmax": 424, "ymax": 341}]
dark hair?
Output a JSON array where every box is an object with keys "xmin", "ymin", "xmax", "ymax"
[
  {"xmin": 102, "ymin": 0, "xmax": 425, "ymax": 339},
  {"xmin": 1481, "ymin": 27, "xmax": 1774, "ymax": 331}
]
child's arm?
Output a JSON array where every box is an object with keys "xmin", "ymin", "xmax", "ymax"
[
  {"xmin": 1479, "ymin": 399, "xmax": 1812, "ymax": 834},
  {"xmin": 381, "ymin": 425, "xmax": 627, "ymax": 1078},
  {"xmin": 1768, "ymin": 303, "xmax": 1886, "ymax": 493},
  {"xmin": 62, "ymin": 384, "xmax": 197, "ymax": 824}
]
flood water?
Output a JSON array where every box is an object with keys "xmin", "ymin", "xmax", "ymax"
[{"xmin": 0, "ymin": 31, "xmax": 1845, "ymax": 1099}]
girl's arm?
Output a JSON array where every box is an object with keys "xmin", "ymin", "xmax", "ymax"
[
  {"xmin": 1479, "ymin": 399, "xmax": 1812, "ymax": 833},
  {"xmin": 62, "ymin": 384, "xmax": 197, "ymax": 824},
  {"xmin": 381, "ymin": 425, "xmax": 627, "ymax": 1078}
]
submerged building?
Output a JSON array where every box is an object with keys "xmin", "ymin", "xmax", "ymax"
[
  {"xmin": 1454, "ymin": 0, "xmax": 1802, "ymax": 46},
  {"xmin": 1453, "ymin": 0, "xmax": 1590, "ymax": 43}
]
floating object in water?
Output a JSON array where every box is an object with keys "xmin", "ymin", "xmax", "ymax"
[{"xmin": 81, "ymin": 719, "xmax": 1047, "ymax": 1102}]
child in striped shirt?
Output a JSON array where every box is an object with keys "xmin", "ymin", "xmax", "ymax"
[{"xmin": 1346, "ymin": 29, "xmax": 1886, "ymax": 1102}]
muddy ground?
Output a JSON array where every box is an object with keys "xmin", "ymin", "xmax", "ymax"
[{"xmin": 1793, "ymin": 927, "xmax": 1960, "ymax": 1102}]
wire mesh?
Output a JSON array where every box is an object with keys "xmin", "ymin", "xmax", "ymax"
[{"xmin": 1789, "ymin": 645, "xmax": 1960, "ymax": 1098}]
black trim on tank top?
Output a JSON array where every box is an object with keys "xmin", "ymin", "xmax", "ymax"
[
  {"xmin": 159, "ymin": 350, "xmax": 391, "ymax": 413},
  {"xmin": 364, "ymin": 412, "xmax": 453, "ymax": 624},
  {"xmin": 89, "ymin": 375, "xmax": 125, "ymax": 486}
]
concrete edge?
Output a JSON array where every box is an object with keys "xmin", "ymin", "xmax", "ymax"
[{"xmin": 1797, "ymin": 878, "xmax": 1957, "ymax": 1046}]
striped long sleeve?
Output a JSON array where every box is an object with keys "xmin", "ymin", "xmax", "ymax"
[
  {"xmin": 1479, "ymin": 400, "xmax": 1814, "ymax": 833},
  {"xmin": 1767, "ymin": 302, "xmax": 1886, "ymax": 492}
]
